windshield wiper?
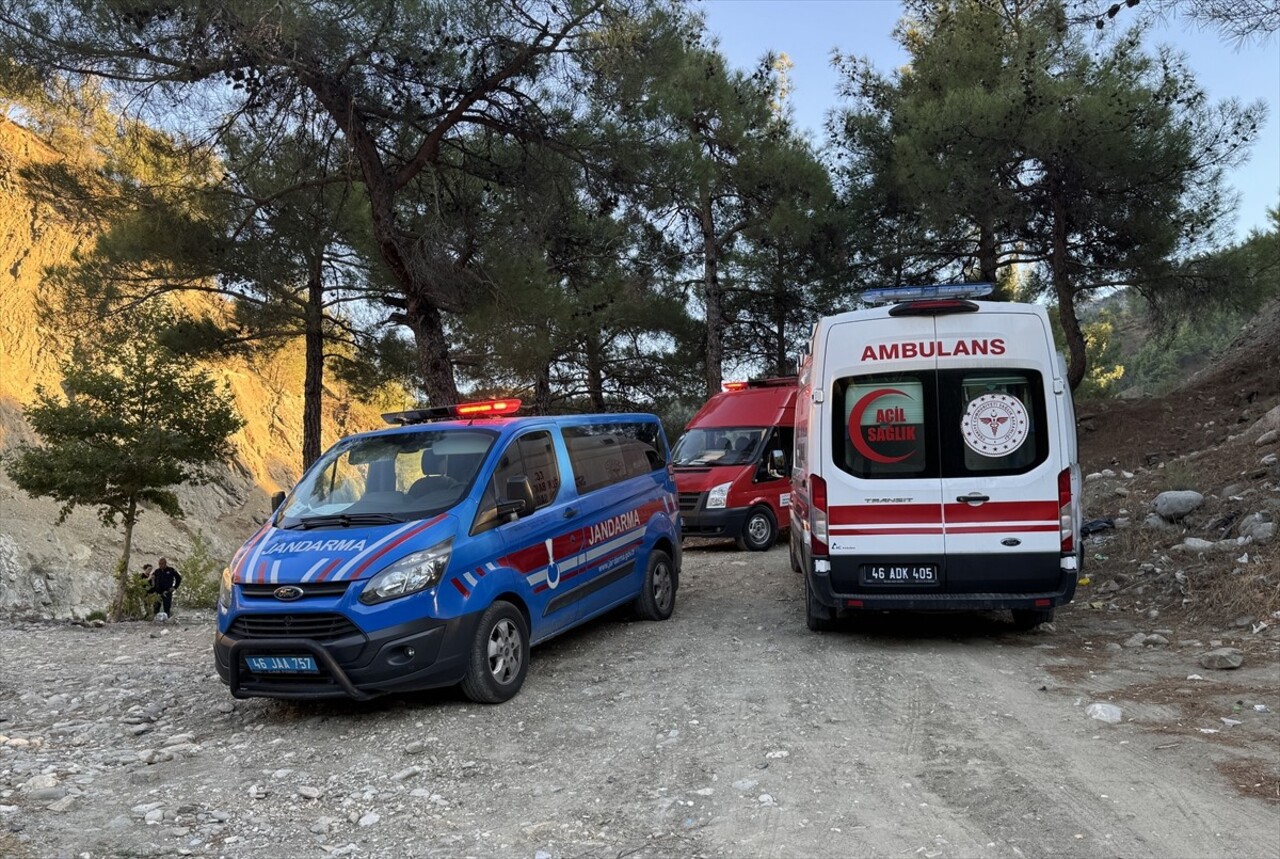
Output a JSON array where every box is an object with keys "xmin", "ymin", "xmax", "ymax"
[{"xmin": 290, "ymin": 512, "xmax": 406, "ymax": 530}]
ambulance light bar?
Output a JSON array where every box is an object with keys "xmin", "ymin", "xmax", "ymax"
[
  {"xmin": 723, "ymin": 382, "xmax": 749, "ymax": 391},
  {"xmin": 382, "ymin": 398, "xmax": 522, "ymax": 425},
  {"xmin": 861, "ymin": 283, "xmax": 994, "ymax": 304},
  {"xmin": 723, "ymin": 377, "xmax": 797, "ymax": 392}
]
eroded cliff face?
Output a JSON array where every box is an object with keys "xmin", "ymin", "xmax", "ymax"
[{"xmin": 0, "ymin": 119, "xmax": 403, "ymax": 617}]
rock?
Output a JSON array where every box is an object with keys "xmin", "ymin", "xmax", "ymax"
[
  {"xmin": 391, "ymin": 766, "xmax": 421, "ymax": 782},
  {"xmin": 1229, "ymin": 615, "xmax": 1256, "ymax": 629},
  {"xmin": 758, "ymin": 793, "xmax": 776, "ymax": 806},
  {"xmin": 1143, "ymin": 634, "xmax": 1169, "ymax": 646},
  {"xmin": 1143, "ymin": 513, "xmax": 1178, "ymax": 532},
  {"xmin": 1175, "ymin": 537, "xmax": 1217, "ymax": 553},
  {"xmin": 27, "ymin": 787, "xmax": 66, "ymax": 802},
  {"xmin": 1104, "ymin": 642, "xmax": 1123, "ymax": 652},
  {"xmin": 22, "ymin": 774, "xmax": 59, "ymax": 793},
  {"xmin": 298, "ymin": 786, "xmax": 322, "ymax": 799},
  {"xmin": 534, "ymin": 851, "xmax": 553, "ymax": 859},
  {"xmin": 732, "ymin": 778, "xmax": 758, "ymax": 792},
  {"xmin": 1086, "ymin": 703, "xmax": 1123, "ymax": 724},
  {"xmin": 1123, "ymin": 633, "xmax": 1147, "ymax": 648},
  {"xmin": 1263, "ymin": 453, "xmax": 1279, "ymax": 467},
  {"xmin": 1256, "ymin": 429, "xmax": 1278, "ymax": 446},
  {"xmin": 1153, "ymin": 490, "xmax": 1204, "ymax": 521},
  {"xmin": 145, "ymin": 808, "xmax": 165, "ymax": 825},
  {"xmin": 1240, "ymin": 513, "xmax": 1275, "ymax": 544},
  {"xmin": 1199, "ymin": 648, "xmax": 1244, "ymax": 670},
  {"xmin": 358, "ymin": 811, "xmax": 380, "ymax": 827}
]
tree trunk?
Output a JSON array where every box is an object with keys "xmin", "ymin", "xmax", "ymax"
[
  {"xmin": 109, "ymin": 497, "xmax": 138, "ymax": 622},
  {"xmin": 1051, "ymin": 200, "xmax": 1087, "ymax": 391},
  {"xmin": 532, "ymin": 362, "xmax": 552, "ymax": 415},
  {"xmin": 585, "ymin": 332, "xmax": 606, "ymax": 411},
  {"xmin": 302, "ymin": 258, "xmax": 325, "ymax": 470},
  {"xmin": 406, "ymin": 298, "xmax": 459, "ymax": 404},
  {"xmin": 773, "ymin": 274, "xmax": 788, "ymax": 377},
  {"xmin": 978, "ymin": 217, "xmax": 999, "ymax": 289},
  {"xmin": 699, "ymin": 191, "xmax": 725, "ymax": 398}
]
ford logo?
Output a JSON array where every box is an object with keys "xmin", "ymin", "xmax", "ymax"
[{"xmin": 273, "ymin": 585, "xmax": 304, "ymax": 602}]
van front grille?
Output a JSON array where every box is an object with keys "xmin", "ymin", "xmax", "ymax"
[
  {"xmin": 240, "ymin": 582, "xmax": 351, "ymax": 599},
  {"xmin": 228, "ymin": 613, "xmax": 361, "ymax": 641},
  {"xmin": 678, "ymin": 492, "xmax": 703, "ymax": 512}
]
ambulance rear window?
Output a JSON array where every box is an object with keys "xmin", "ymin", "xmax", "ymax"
[
  {"xmin": 833, "ymin": 373, "xmax": 936, "ymax": 479},
  {"xmin": 832, "ymin": 370, "xmax": 1048, "ymax": 479}
]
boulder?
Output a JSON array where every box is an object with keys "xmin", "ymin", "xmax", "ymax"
[
  {"xmin": 1199, "ymin": 647, "xmax": 1244, "ymax": 670},
  {"xmin": 1143, "ymin": 513, "xmax": 1179, "ymax": 532},
  {"xmin": 1256, "ymin": 429, "xmax": 1278, "ymax": 446},
  {"xmin": 1153, "ymin": 490, "xmax": 1204, "ymax": 521}
]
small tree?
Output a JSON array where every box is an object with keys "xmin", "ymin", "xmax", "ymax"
[{"xmin": 4, "ymin": 311, "xmax": 243, "ymax": 620}]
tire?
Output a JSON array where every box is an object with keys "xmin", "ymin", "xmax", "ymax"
[
  {"xmin": 460, "ymin": 601, "xmax": 530, "ymax": 704},
  {"xmin": 736, "ymin": 506, "xmax": 777, "ymax": 552},
  {"xmin": 634, "ymin": 550, "xmax": 676, "ymax": 621},
  {"xmin": 1010, "ymin": 608, "xmax": 1054, "ymax": 631},
  {"xmin": 805, "ymin": 575, "xmax": 837, "ymax": 632}
]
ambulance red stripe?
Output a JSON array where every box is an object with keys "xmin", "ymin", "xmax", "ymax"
[
  {"xmin": 452, "ymin": 578, "xmax": 470, "ymax": 597},
  {"xmin": 944, "ymin": 501, "xmax": 1058, "ymax": 522}
]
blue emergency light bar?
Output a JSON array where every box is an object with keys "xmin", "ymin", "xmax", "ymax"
[{"xmin": 861, "ymin": 283, "xmax": 994, "ymax": 305}]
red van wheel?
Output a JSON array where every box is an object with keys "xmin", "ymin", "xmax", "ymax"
[{"xmin": 736, "ymin": 506, "xmax": 777, "ymax": 551}]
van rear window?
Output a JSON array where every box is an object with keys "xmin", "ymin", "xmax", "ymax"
[
  {"xmin": 833, "ymin": 370, "xmax": 1048, "ymax": 479},
  {"xmin": 563, "ymin": 422, "xmax": 667, "ymax": 494}
]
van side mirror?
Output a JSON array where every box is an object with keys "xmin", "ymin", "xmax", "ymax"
[
  {"xmin": 498, "ymin": 476, "xmax": 537, "ymax": 522},
  {"xmin": 271, "ymin": 490, "xmax": 286, "ymax": 511},
  {"xmin": 769, "ymin": 450, "xmax": 786, "ymax": 473}
]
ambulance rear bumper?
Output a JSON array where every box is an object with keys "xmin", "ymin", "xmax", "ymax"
[{"xmin": 808, "ymin": 552, "xmax": 1077, "ymax": 611}]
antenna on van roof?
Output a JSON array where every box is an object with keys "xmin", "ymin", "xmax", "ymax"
[{"xmin": 861, "ymin": 283, "xmax": 994, "ymax": 305}]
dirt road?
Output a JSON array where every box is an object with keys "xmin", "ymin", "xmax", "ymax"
[{"xmin": 2, "ymin": 542, "xmax": 1277, "ymax": 858}]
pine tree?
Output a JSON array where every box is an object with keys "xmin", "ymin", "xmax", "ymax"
[{"xmin": 4, "ymin": 308, "xmax": 243, "ymax": 621}]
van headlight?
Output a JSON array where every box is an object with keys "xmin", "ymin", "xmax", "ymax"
[
  {"xmin": 360, "ymin": 539, "xmax": 453, "ymax": 605},
  {"xmin": 217, "ymin": 566, "xmax": 233, "ymax": 613},
  {"xmin": 706, "ymin": 482, "xmax": 733, "ymax": 509}
]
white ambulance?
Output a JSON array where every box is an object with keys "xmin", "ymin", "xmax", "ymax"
[{"xmin": 790, "ymin": 285, "xmax": 1082, "ymax": 631}]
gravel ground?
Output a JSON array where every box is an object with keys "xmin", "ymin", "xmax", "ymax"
[{"xmin": 2, "ymin": 541, "xmax": 1278, "ymax": 859}]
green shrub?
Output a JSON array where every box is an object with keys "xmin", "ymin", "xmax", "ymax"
[
  {"xmin": 176, "ymin": 531, "xmax": 225, "ymax": 610},
  {"xmin": 108, "ymin": 567, "xmax": 155, "ymax": 620}
]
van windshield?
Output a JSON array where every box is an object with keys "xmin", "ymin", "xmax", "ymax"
[
  {"xmin": 672, "ymin": 428, "xmax": 764, "ymax": 466},
  {"xmin": 277, "ymin": 429, "xmax": 496, "ymax": 528}
]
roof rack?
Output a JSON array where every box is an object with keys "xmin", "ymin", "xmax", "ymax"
[{"xmin": 382, "ymin": 398, "xmax": 522, "ymax": 426}]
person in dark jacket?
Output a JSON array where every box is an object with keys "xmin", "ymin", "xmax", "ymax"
[{"xmin": 150, "ymin": 557, "xmax": 182, "ymax": 617}]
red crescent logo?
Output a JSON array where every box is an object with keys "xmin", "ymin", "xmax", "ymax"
[{"xmin": 848, "ymin": 388, "xmax": 914, "ymax": 465}]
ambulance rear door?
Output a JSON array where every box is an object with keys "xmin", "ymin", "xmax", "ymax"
[
  {"xmin": 933, "ymin": 307, "xmax": 1063, "ymax": 593},
  {"xmin": 823, "ymin": 313, "xmax": 944, "ymax": 594}
]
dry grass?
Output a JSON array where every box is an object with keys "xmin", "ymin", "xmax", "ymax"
[{"xmin": 1217, "ymin": 758, "xmax": 1280, "ymax": 805}]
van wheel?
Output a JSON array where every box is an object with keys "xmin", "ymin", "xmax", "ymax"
[
  {"xmin": 736, "ymin": 506, "xmax": 777, "ymax": 552},
  {"xmin": 1010, "ymin": 608, "xmax": 1054, "ymax": 631},
  {"xmin": 805, "ymin": 576, "xmax": 836, "ymax": 632},
  {"xmin": 461, "ymin": 601, "xmax": 530, "ymax": 704},
  {"xmin": 634, "ymin": 550, "xmax": 676, "ymax": 621}
]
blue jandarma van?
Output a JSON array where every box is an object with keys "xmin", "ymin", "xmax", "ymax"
[{"xmin": 215, "ymin": 399, "xmax": 681, "ymax": 703}]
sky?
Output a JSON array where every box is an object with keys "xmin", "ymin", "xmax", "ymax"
[{"xmin": 700, "ymin": 0, "xmax": 1280, "ymax": 241}]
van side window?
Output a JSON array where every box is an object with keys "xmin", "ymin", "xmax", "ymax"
[
  {"xmin": 485, "ymin": 430, "xmax": 561, "ymax": 512},
  {"xmin": 833, "ymin": 374, "xmax": 936, "ymax": 479},
  {"xmin": 562, "ymin": 422, "xmax": 667, "ymax": 494}
]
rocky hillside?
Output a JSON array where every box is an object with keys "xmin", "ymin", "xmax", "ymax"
[
  {"xmin": 0, "ymin": 119, "xmax": 404, "ymax": 617},
  {"xmin": 1074, "ymin": 298, "xmax": 1280, "ymax": 631}
]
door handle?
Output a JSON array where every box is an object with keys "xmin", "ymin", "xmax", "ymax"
[
  {"xmin": 564, "ymin": 507, "xmax": 579, "ymax": 518},
  {"xmin": 956, "ymin": 493, "xmax": 990, "ymax": 504}
]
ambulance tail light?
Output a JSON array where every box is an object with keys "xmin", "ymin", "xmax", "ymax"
[
  {"xmin": 810, "ymin": 474, "xmax": 828, "ymax": 556},
  {"xmin": 1058, "ymin": 467, "xmax": 1074, "ymax": 554}
]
